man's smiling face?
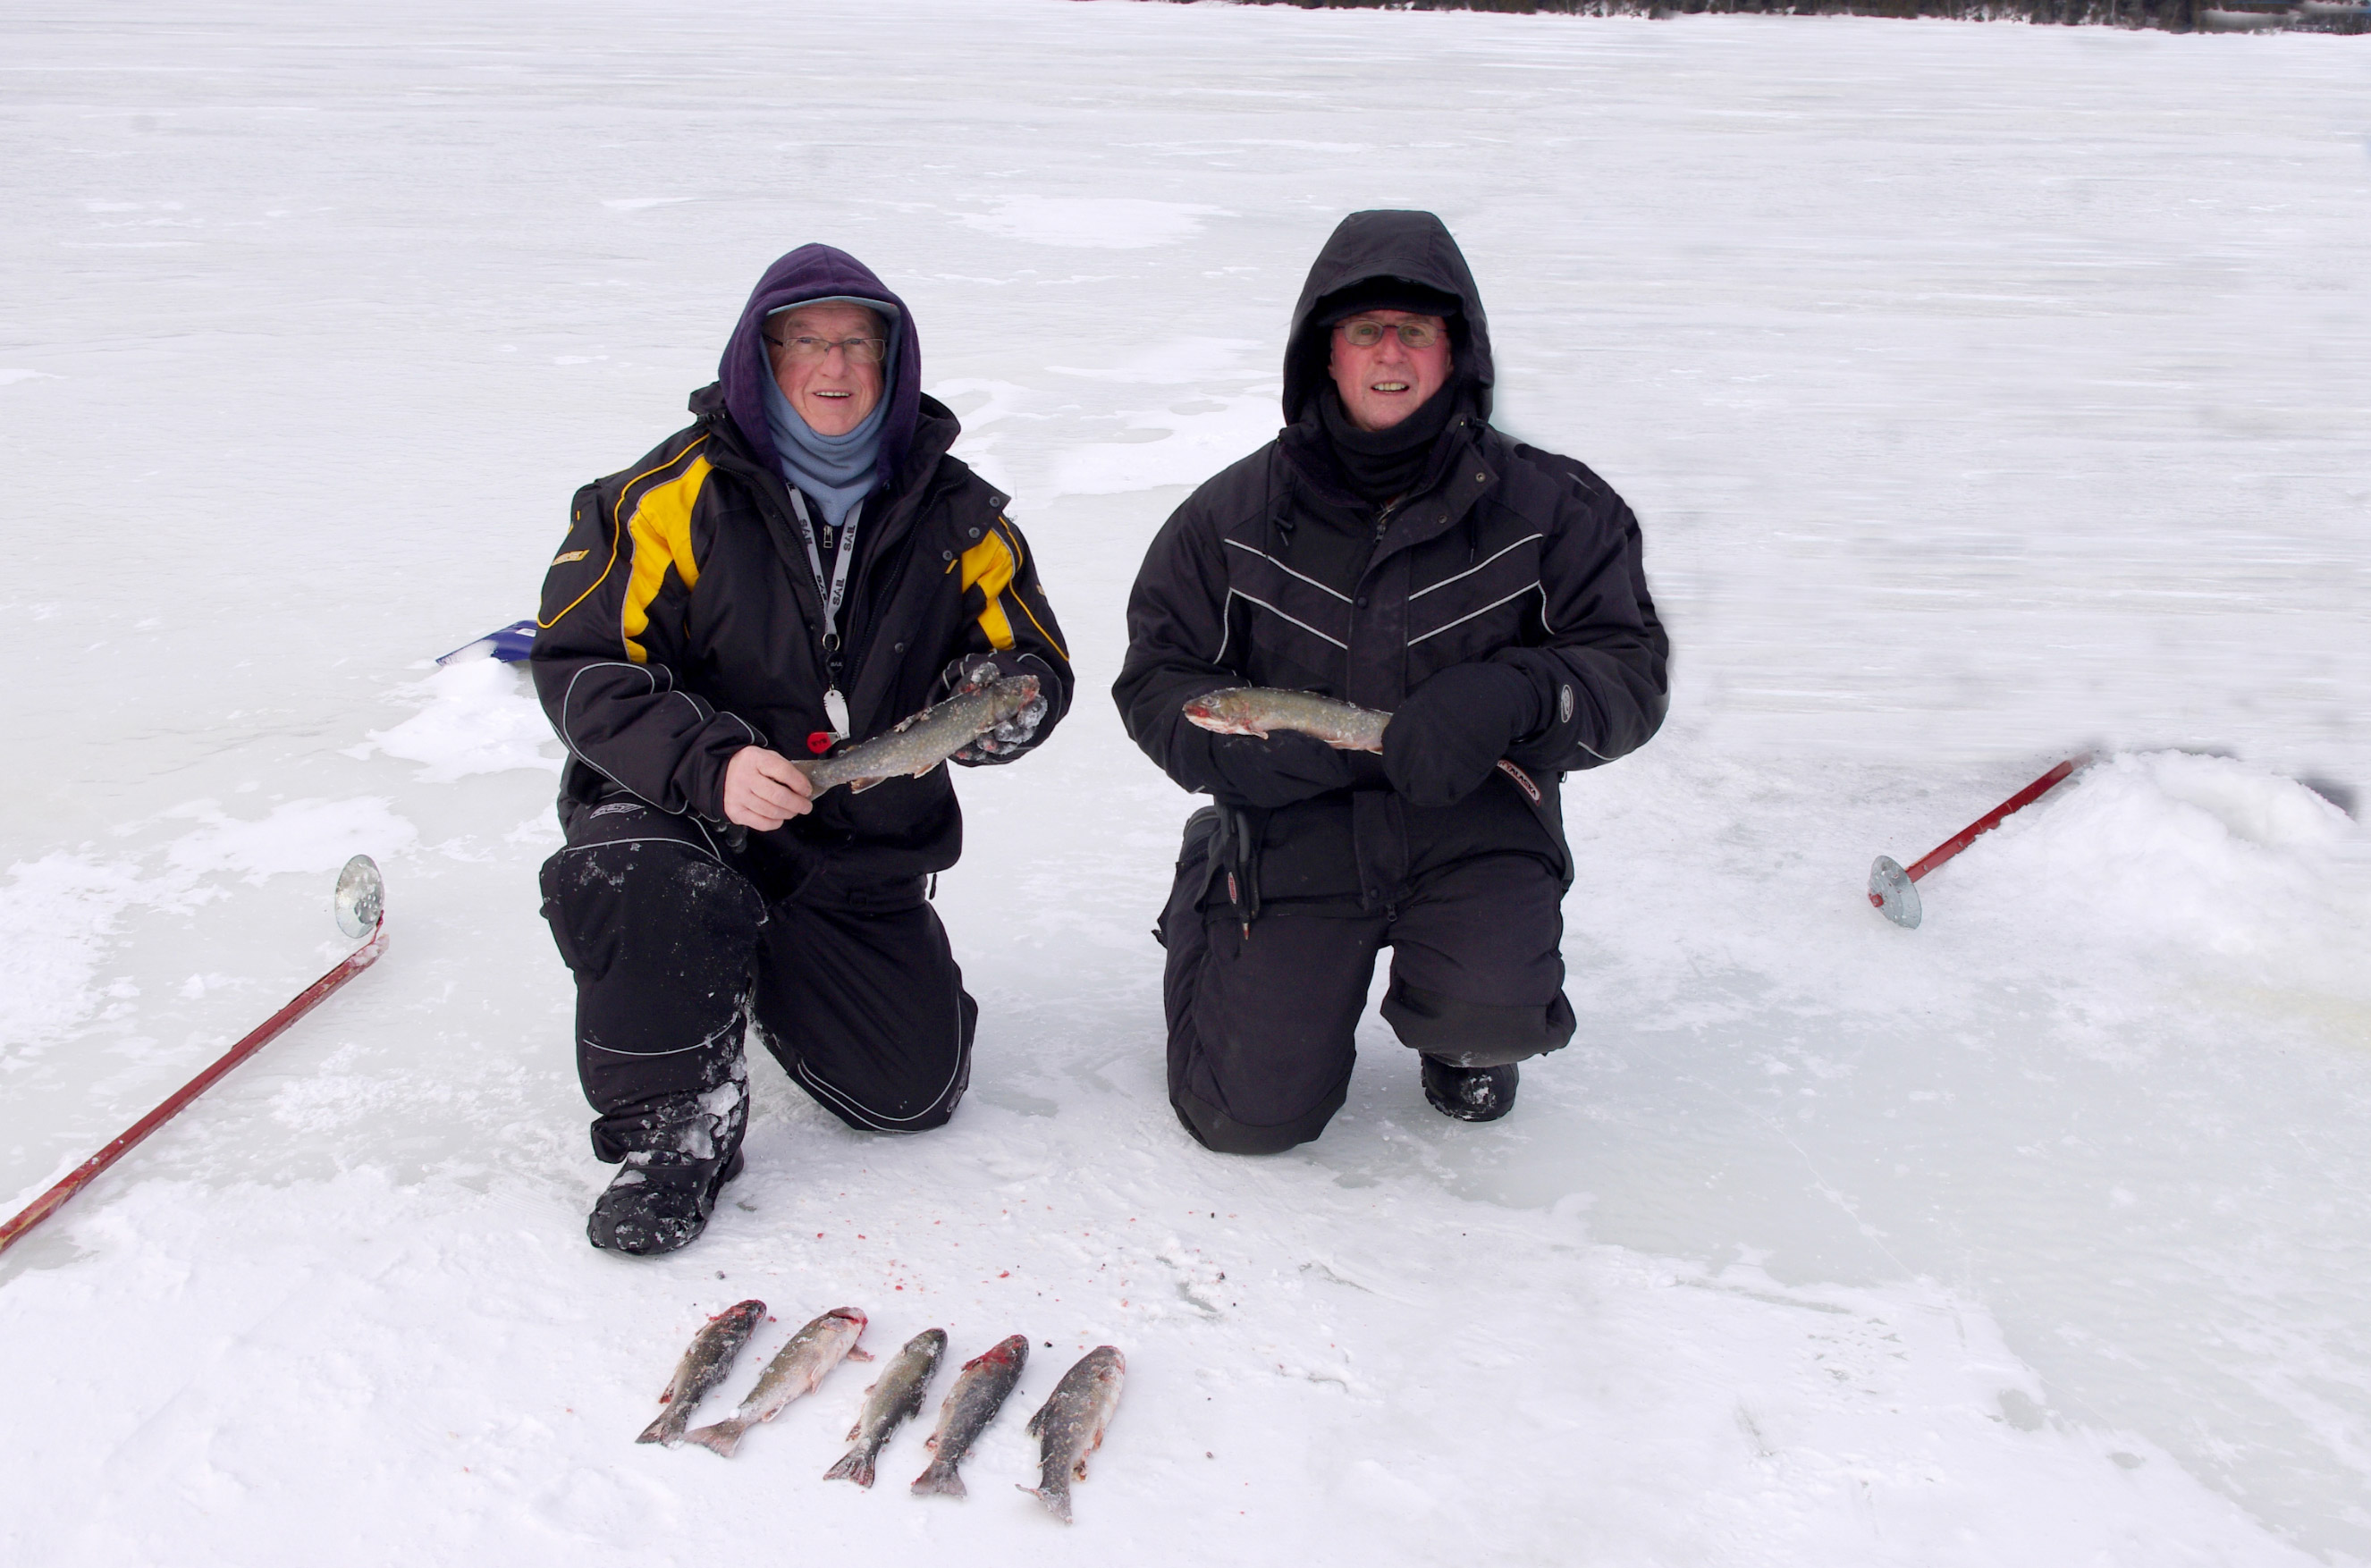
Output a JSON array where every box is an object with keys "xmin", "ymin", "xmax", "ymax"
[
  {"xmin": 767, "ymin": 302, "xmax": 887, "ymax": 437},
  {"xmin": 1327, "ymin": 308, "xmax": 1454, "ymax": 433}
]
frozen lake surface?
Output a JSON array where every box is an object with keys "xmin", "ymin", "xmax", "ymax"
[{"xmin": 3, "ymin": 2, "xmax": 2367, "ymax": 1562}]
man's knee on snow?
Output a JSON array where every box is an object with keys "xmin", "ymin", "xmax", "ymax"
[
  {"xmin": 1170, "ymin": 1077, "xmax": 1346, "ymax": 1156},
  {"xmin": 539, "ymin": 834, "xmax": 764, "ymax": 984},
  {"xmin": 1381, "ymin": 980, "xmax": 1576, "ymax": 1069}
]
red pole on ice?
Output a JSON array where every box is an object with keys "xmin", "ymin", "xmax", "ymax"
[
  {"xmin": 1868, "ymin": 755, "xmax": 2089, "ymax": 929},
  {"xmin": 0, "ymin": 864, "xmax": 387, "ymax": 1258}
]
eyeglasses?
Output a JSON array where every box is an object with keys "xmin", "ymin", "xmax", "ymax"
[
  {"xmin": 1336, "ymin": 317, "xmax": 1446, "ymax": 350},
  {"xmin": 764, "ymin": 333, "xmax": 889, "ymax": 366}
]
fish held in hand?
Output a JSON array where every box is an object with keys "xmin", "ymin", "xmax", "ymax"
[
  {"xmin": 636, "ymin": 1299, "xmax": 766, "ymax": 1446},
  {"xmin": 1018, "ymin": 1345, "xmax": 1126, "ymax": 1524},
  {"xmin": 797, "ymin": 675, "xmax": 1042, "ymax": 795},
  {"xmin": 823, "ymin": 1328, "xmax": 947, "ymax": 1487},
  {"xmin": 1182, "ymin": 685, "xmax": 1542, "ymax": 803},
  {"xmin": 680, "ymin": 1306, "xmax": 869, "ymax": 1458},
  {"xmin": 910, "ymin": 1334, "xmax": 1029, "ymax": 1499},
  {"xmin": 1180, "ymin": 687, "xmax": 1388, "ymax": 753}
]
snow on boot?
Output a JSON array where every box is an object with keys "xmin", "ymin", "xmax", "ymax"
[
  {"xmin": 587, "ymin": 1146, "xmax": 745, "ymax": 1255},
  {"xmin": 1422, "ymin": 1057, "xmax": 1519, "ymax": 1123}
]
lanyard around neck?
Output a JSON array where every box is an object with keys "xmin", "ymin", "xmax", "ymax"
[{"xmin": 785, "ymin": 489, "xmax": 863, "ymax": 651}]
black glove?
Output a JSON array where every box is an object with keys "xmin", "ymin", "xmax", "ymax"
[
  {"xmin": 1381, "ymin": 662, "xmax": 1544, "ymax": 808},
  {"xmin": 1183, "ymin": 726, "xmax": 1357, "ymax": 810},
  {"xmin": 940, "ymin": 656, "xmax": 1050, "ymax": 763}
]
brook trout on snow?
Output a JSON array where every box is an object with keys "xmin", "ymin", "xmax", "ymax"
[
  {"xmin": 682, "ymin": 1306, "xmax": 870, "ymax": 1458},
  {"xmin": 910, "ymin": 1334, "xmax": 1029, "ymax": 1498},
  {"xmin": 823, "ymin": 1328, "xmax": 946, "ymax": 1488},
  {"xmin": 637, "ymin": 1299, "xmax": 765, "ymax": 1446}
]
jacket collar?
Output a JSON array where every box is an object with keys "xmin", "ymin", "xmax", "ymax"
[
  {"xmin": 692, "ymin": 383, "xmax": 966, "ymax": 619},
  {"xmin": 1277, "ymin": 409, "xmax": 1498, "ymax": 575}
]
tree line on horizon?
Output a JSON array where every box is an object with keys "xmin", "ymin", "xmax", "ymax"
[{"xmin": 1186, "ymin": 0, "xmax": 2366, "ymax": 32}]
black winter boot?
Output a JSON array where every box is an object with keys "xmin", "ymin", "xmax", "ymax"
[
  {"xmin": 587, "ymin": 1146, "xmax": 745, "ymax": 1255},
  {"xmin": 1422, "ymin": 1056, "xmax": 1519, "ymax": 1123},
  {"xmin": 586, "ymin": 1075, "xmax": 750, "ymax": 1256}
]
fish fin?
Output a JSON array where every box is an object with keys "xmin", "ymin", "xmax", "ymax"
[
  {"xmin": 1018, "ymin": 1483, "xmax": 1073, "ymax": 1524},
  {"xmin": 822, "ymin": 1450, "xmax": 876, "ymax": 1488},
  {"xmin": 1074, "ymin": 1456, "xmax": 1090, "ymax": 1480},
  {"xmin": 678, "ymin": 1419, "xmax": 747, "ymax": 1459},
  {"xmin": 848, "ymin": 1346, "xmax": 876, "ymax": 1362},
  {"xmin": 1025, "ymin": 1406, "xmax": 1044, "ymax": 1438},
  {"xmin": 910, "ymin": 1461, "xmax": 966, "ymax": 1498},
  {"xmin": 845, "ymin": 776, "xmax": 890, "ymax": 795},
  {"xmin": 846, "ymin": 1418, "xmax": 865, "ymax": 1440},
  {"xmin": 635, "ymin": 1409, "xmax": 681, "ymax": 1445},
  {"xmin": 907, "ymin": 763, "xmax": 939, "ymax": 779}
]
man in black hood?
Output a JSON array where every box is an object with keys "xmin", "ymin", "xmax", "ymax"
[
  {"xmin": 531, "ymin": 245, "xmax": 1073, "ymax": 1253},
  {"xmin": 1114, "ymin": 210, "xmax": 1666, "ymax": 1153}
]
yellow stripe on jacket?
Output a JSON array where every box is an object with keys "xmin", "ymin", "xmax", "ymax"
[
  {"xmin": 619, "ymin": 455, "xmax": 713, "ymax": 663},
  {"xmin": 958, "ymin": 527, "xmax": 1017, "ymax": 652}
]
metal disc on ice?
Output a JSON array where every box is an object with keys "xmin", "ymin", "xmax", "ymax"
[
  {"xmin": 1868, "ymin": 855, "xmax": 1920, "ymax": 929},
  {"xmin": 334, "ymin": 855, "xmax": 384, "ymax": 939}
]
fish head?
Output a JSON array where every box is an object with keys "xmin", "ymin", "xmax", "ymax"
[
  {"xmin": 827, "ymin": 1307, "xmax": 868, "ymax": 1328},
  {"xmin": 720, "ymin": 1299, "xmax": 768, "ymax": 1328},
  {"xmin": 1179, "ymin": 689, "xmax": 1260, "ymax": 736},
  {"xmin": 909, "ymin": 1328, "xmax": 949, "ymax": 1353},
  {"xmin": 968, "ymin": 1336, "xmax": 1028, "ymax": 1371}
]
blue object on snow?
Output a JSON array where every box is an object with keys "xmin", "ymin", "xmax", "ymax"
[{"xmin": 437, "ymin": 619, "xmax": 537, "ymax": 665}]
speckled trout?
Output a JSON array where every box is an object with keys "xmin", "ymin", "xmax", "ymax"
[
  {"xmin": 910, "ymin": 1334, "xmax": 1029, "ymax": 1499},
  {"xmin": 681, "ymin": 1306, "xmax": 871, "ymax": 1458},
  {"xmin": 797, "ymin": 675, "xmax": 1042, "ymax": 794},
  {"xmin": 1180, "ymin": 687, "xmax": 1387, "ymax": 752},
  {"xmin": 1180, "ymin": 687, "xmax": 1542, "ymax": 803},
  {"xmin": 823, "ymin": 1328, "xmax": 947, "ymax": 1487},
  {"xmin": 1018, "ymin": 1345, "xmax": 1126, "ymax": 1524},
  {"xmin": 636, "ymin": 1299, "xmax": 765, "ymax": 1446}
]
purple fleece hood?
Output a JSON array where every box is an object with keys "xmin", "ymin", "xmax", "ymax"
[{"xmin": 719, "ymin": 244, "xmax": 922, "ymax": 489}]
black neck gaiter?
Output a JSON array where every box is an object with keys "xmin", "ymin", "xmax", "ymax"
[{"xmin": 1317, "ymin": 381, "xmax": 1463, "ymax": 507}]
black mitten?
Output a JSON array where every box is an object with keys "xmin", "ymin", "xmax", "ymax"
[
  {"xmin": 1381, "ymin": 662, "xmax": 1543, "ymax": 808},
  {"xmin": 1183, "ymin": 726, "xmax": 1358, "ymax": 810}
]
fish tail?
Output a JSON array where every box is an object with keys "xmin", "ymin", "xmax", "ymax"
[
  {"xmin": 822, "ymin": 1448, "xmax": 875, "ymax": 1487},
  {"xmin": 679, "ymin": 1418, "xmax": 747, "ymax": 1458},
  {"xmin": 1018, "ymin": 1481, "xmax": 1074, "ymax": 1524},
  {"xmin": 634, "ymin": 1410, "xmax": 682, "ymax": 1446},
  {"xmin": 909, "ymin": 1460, "xmax": 966, "ymax": 1498}
]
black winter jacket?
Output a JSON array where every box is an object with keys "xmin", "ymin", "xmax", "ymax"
[
  {"xmin": 1112, "ymin": 210, "xmax": 1666, "ymax": 909},
  {"xmin": 532, "ymin": 250, "xmax": 1071, "ymax": 898}
]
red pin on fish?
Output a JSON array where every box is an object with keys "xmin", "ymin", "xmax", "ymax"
[{"xmin": 1869, "ymin": 755, "xmax": 2090, "ymax": 929}]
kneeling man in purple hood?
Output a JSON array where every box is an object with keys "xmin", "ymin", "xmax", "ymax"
[{"xmin": 531, "ymin": 246, "xmax": 1073, "ymax": 1255}]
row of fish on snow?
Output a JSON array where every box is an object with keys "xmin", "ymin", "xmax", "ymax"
[{"xmin": 637, "ymin": 1302, "xmax": 1126, "ymax": 1524}]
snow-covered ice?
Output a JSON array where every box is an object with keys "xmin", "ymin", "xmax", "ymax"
[{"xmin": 3, "ymin": 2, "xmax": 2367, "ymax": 1563}]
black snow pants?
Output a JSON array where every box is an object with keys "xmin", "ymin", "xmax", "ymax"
[
  {"xmin": 1159, "ymin": 806, "xmax": 1575, "ymax": 1155},
  {"xmin": 538, "ymin": 797, "xmax": 976, "ymax": 1165}
]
